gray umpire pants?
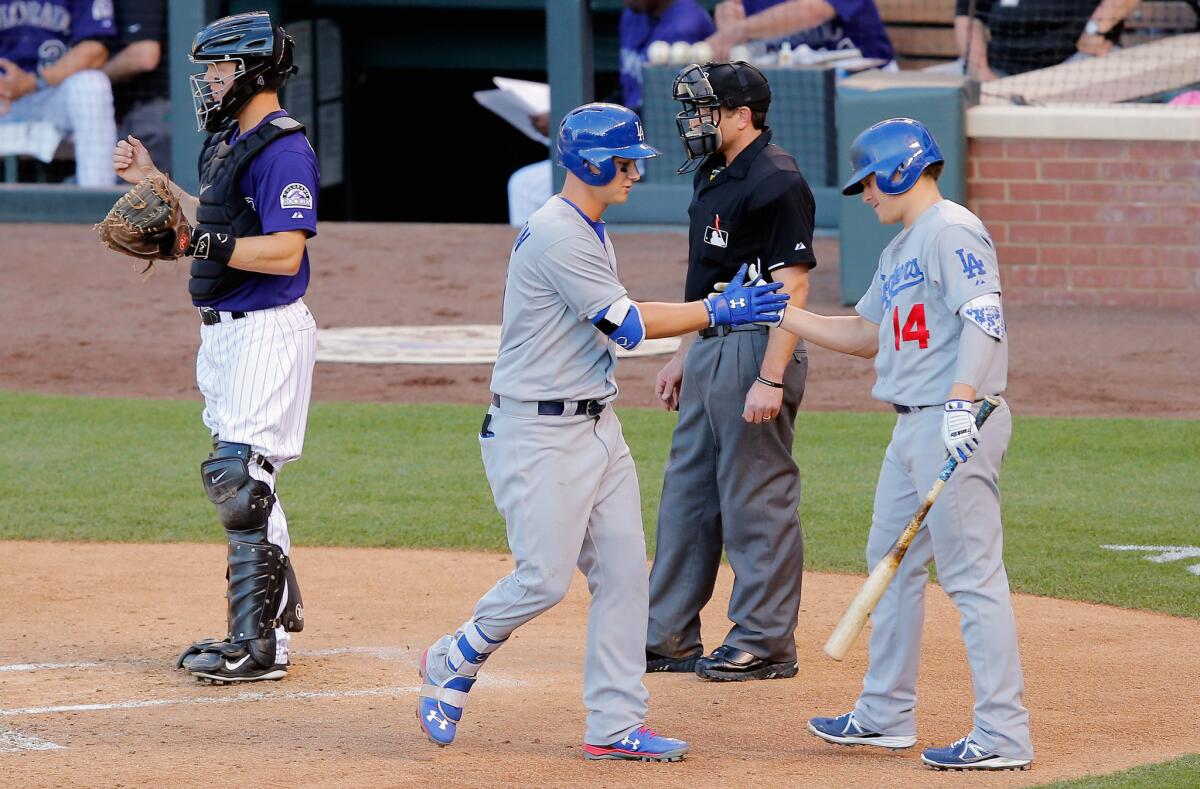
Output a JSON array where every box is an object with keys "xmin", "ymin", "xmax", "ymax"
[
  {"xmin": 852, "ymin": 399, "xmax": 1033, "ymax": 761},
  {"xmin": 647, "ymin": 326, "xmax": 807, "ymax": 663}
]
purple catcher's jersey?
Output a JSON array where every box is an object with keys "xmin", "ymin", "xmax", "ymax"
[
  {"xmin": 742, "ymin": 0, "xmax": 894, "ymax": 62},
  {"xmin": 206, "ymin": 110, "xmax": 320, "ymax": 313},
  {"xmin": 0, "ymin": 0, "xmax": 116, "ymax": 73},
  {"xmin": 619, "ymin": 0, "xmax": 714, "ymax": 111}
]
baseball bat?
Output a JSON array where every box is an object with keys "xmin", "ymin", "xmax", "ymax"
[{"xmin": 823, "ymin": 396, "xmax": 1002, "ymax": 662}]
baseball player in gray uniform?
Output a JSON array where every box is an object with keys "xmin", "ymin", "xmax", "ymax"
[
  {"xmin": 415, "ymin": 103, "xmax": 788, "ymax": 762},
  {"xmin": 771, "ymin": 119, "xmax": 1033, "ymax": 770}
]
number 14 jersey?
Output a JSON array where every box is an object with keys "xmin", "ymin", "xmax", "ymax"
[{"xmin": 855, "ymin": 199, "xmax": 1008, "ymax": 407}]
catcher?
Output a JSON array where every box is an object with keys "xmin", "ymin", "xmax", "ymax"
[{"xmin": 101, "ymin": 11, "xmax": 319, "ymax": 685}]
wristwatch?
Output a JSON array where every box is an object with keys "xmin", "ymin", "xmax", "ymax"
[{"xmin": 1084, "ymin": 19, "xmax": 1103, "ymax": 36}]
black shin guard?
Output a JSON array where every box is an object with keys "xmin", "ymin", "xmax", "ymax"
[{"xmin": 197, "ymin": 442, "xmax": 289, "ymax": 670}]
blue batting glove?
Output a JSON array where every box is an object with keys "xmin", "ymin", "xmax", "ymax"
[{"xmin": 704, "ymin": 263, "xmax": 789, "ymax": 327}]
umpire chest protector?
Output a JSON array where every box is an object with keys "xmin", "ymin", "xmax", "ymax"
[{"xmin": 188, "ymin": 115, "xmax": 306, "ymax": 301}]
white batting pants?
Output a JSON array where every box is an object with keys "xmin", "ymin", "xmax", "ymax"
[
  {"xmin": 195, "ymin": 299, "xmax": 317, "ymax": 662},
  {"xmin": 0, "ymin": 69, "xmax": 117, "ymax": 186}
]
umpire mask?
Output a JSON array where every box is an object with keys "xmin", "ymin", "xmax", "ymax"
[
  {"xmin": 673, "ymin": 61, "xmax": 773, "ymax": 174},
  {"xmin": 672, "ymin": 64, "xmax": 723, "ymax": 174}
]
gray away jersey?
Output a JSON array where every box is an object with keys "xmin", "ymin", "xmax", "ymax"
[
  {"xmin": 490, "ymin": 196, "xmax": 628, "ymax": 403},
  {"xmin": 855, "ymin": 200, "xmax": 1008, "ymax": 406}
]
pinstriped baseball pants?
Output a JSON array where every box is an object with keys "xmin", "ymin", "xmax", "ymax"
[{"xmin": 195, "ymin": 298, "xmax": 317, "ymax": 663}]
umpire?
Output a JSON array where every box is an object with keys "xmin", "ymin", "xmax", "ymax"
[{"xmin": 646, "ymin": 61, "xmax": 815, "ymax": 681}]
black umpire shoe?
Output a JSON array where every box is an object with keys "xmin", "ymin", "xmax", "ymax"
[
  {"xmin": 694, "ymin": 644, "xmax": 798, "ymax": 681},
  {"xmin": 646, "ymin": 648, "xmax": 702, "ymax": 673}
]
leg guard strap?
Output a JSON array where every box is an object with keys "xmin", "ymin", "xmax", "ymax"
[
  {"xmin": 420, "ymin": 682, "xmax": 472, "ymax": 709},
  {"xmin": 446, "ymin": 621, "xmax": 505, "ymax": 677}
]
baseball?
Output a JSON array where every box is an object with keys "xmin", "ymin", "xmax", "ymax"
[
  {"xmin": 669, "ymin": 40, "xmax": 692, "ymax": 65},
  {"xmin": 690, "ymin": 41, "xmax": 714, "ymax": 64},
  {"xmin": 647, "ymin": 40, "xmax": 670, "ymax": 65},
  {"xmin": 729, "ymin": 44, "xmax": 752, "ymax": 63}
]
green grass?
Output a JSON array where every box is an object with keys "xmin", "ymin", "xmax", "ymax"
[
  {"xmin": 1033, "ymin": 755, "xmax": 1200, "ymax": 788},
  {"xmin": 2, "ymin": 390, "xmax": 1197, "ymax": 617}
]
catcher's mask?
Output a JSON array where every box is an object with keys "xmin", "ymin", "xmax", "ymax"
[
  {"xmin": 190, "ymin": 11, "xmax": 297, "ymax": 133},
  {"xmin": 672, "ymin": 61, "xmax": 771, "ymax": 174}
]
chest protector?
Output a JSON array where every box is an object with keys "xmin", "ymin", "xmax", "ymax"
[{"xmin": 188, "ymin": 116, "xmax": 306, "ymax": 301}]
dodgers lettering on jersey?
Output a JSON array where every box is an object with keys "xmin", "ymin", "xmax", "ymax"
[
  {"xmin": 619, "ymin": 0, "xmax": 714, "ymax": 111},
  {"xmin": 855, "ymin": 200, "xmax": 1007, "ymax": 406},
  {"xmin": 0, "ymin": 0, "xmax": 115, "ymax": 74},
  {"xmin": 207, "ymin": 110, "xmax": 320, "ymax": 313},
  {"xmin": 490, "ymin": 196, "xmax": 628, "ymax": 404}
]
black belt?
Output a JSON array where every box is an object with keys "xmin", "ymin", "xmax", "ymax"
[
  {"xmin": 490, "ymin": 393, "xmax": 606, "ymax": 417},
  {"xmin": 893, "ymin": 398, "xmax": 989, "ymax": 415},
  {"xmin": 199, "ymin": 307, "xmax": 247, "ymax": 325},
  {"xmin": 698, "ymin": 324, "xmax": 768, "ymax": 339}
]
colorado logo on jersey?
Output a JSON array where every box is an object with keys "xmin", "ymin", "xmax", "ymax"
[
  {"xmin": 880, "ymin": 257, "xmax": 925, "ymax": 310},
  {"xmin": 0, "ymin": 2, "xmax": 71, "ymax": 33},
  {"xmin": 279, "ymin": 183, "xmax": 313, "ymax": 210}
]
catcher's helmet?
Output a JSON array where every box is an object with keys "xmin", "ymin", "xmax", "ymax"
[
  {"xmin": 842, "ymin": 118, "xmax": 944, "ymax": 196},
  {"xmin": 190, "ymin": 12, "xmax": 298, "ymax": 133},
  {"xmin": 556, "ymin": 103, "xmax": 659, "ymax": 187}
]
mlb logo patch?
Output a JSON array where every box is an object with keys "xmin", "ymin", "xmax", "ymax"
[
  {"xmin": 280, "ymin": 183, "xmax": 313, "ymax": 210},
  {"xmin": 704, "ymin": 226, "xmax": 728, "ymax": 248}
]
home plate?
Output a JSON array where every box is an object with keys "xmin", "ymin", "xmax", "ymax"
[
  {"xmin": 1, "ymin": 729, "xmax": 63, "ymax": 752},
  {"xmin": 316, "ymin": 325, "xmax": 680, "ymax": 365}
]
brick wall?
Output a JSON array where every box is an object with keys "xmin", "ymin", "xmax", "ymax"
[{"xmin": 967, "ymin": 138, "xmax": 1200, "ymax": 308}]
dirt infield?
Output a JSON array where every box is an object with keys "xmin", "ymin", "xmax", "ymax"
[
  {"xmin": 2, "ymin": 222, "xmax": 1197, "ymax": 786},
  {"xmin": 1, "ymin": 222, "xmax": 1197, "ymax": 417},
  {"xmin": 2, "ymin": 542, "xmax": 1197, "ymax": 787}
]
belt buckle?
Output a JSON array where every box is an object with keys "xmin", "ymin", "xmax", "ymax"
[{"xmin": 584, "ymin": 400, "xmax": 604, "ymax": 417}]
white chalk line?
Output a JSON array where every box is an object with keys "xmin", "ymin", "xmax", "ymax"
[
  {"xmin": 0, "ymin": 729, "xmax": 64, "ymax": 752},
  {"xmin": 1100, "ymin": 544, "xmax": 1200, "ymax": 576},
  {"xmin": 0, "ymin": 646, "xmax": 416, "ymax": 675},
  {"xmin": 1, "ymin": 670, "xmax": 524, "ymax": 718},
  {"xmin": 0, "ymin": 686, "xmax": 418, "ymax": 717},
  {"xmin": 0, "ymin": 662, "xmax": 103, "ymax": 673}
]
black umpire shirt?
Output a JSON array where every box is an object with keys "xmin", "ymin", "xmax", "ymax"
[{"xmin": 685, "ymin": 127, "xmax": 817, "ymax": 303}]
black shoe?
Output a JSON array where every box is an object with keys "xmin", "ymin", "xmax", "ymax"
[
  {"xmin": 646, "ymin": 648, "xmax": 702, "ymax": 673},
  {"xmin": 694, "ymin": 645, "xmax": 798, "ymax": 681}
]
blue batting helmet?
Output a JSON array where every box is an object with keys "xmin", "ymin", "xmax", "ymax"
[
  {"xmin": 842, "ymin": 118, "xmax": 944, "ymax": 196},
  {"xmin": 556, "ymin": 103, "xmax": 659, "ymax": 186}
]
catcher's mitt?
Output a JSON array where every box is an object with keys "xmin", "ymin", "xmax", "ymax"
[{"xmin": 96, "ymin": 173, "xmax": 193, "ymax": 264}]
